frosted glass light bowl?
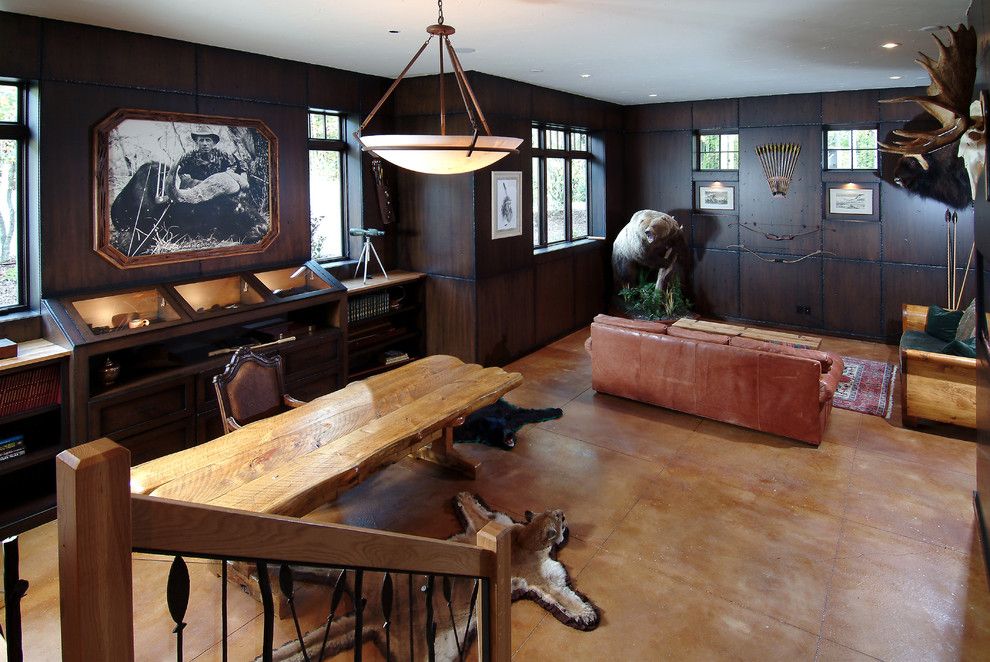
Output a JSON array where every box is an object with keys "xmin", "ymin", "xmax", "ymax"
[{"xmin": 358, "ymin": 134, "xmax": 523, "ymax": 175}]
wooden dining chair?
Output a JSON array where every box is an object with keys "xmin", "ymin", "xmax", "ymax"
[{"xmin": 213, "ymin": 347, "xmax": 305, "ymax": 434}]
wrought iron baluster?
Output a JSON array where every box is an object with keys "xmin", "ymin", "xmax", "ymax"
[
  {"xmin": 221, "ymin": 560, "xmax": 228, "ymax": 662},
  {"xmin": 425, "ymin": 574, "xmax": 436, "ymax": 662},
  {"xmin": 279, "ymin": 564, "xmax": 312, "ymax": 662},
  {"xmin": 381, "ymin": 573, "xmax": 393, "ymax": 661},
  {"xmin": 442, "ymin": 575, "xmax": 464, "ymax": 658},
  {"xmin": 3, "ymin": 536, "xmax": 28, "ymax": 662},
  {"xmin": 457, "ymin": 579, "xmax": 481, "ymax": 662},
  {"xmin": 256, "ymin": 561, "xmax": 275, "ymax": 662},
  {"xmin": 317, "ymin": 570, "xmax": 348, "ymax": 662},
  {"xmin": 353, "ymin": 569, "xmax": 364, "ymax": 662},
  {"xmin": 166, "ymin": 555, "xmax": 190, "ymax": 662},
  {"xmin": 408, "ymin": 574, "xmax": 415, "ymax": 661}
]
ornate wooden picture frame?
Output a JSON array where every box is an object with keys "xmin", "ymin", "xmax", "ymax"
[{"xmin": 94, "ymin": 108, "xmax": 279, "ymax": 269}]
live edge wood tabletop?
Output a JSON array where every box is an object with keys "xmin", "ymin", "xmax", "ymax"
[{"xmin": 129, "ymin": 355, "xmax": 522, "ymax": 518}]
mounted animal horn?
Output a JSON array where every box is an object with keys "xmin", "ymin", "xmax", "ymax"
[{"xmin": 878, "ymin": 24, "xmax": 985, "ymax": 198}]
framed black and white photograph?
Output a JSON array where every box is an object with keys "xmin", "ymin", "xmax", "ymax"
[
  {"xmin": 825, "ymin": 182, "xmax": 878, "ymax": 220},
  {"xmin": 491, "ymin": 171, "xmax": 523, "ymax": 239},
  {"xmin": 695, "ymin": 183, "xmax": 735, "ymax": 211},
  {"xmin": 94, "ymin": 108, "xmax": 279, "ymax": 269}
]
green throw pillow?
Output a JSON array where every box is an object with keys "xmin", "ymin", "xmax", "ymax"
[
  {"xmin": 941, "ymin": 337, "xmax": 977, "ymax": 358},
  {"xmin": 954, "ymin": 299, "xmax": 977, "ymax": 341},
  {"xmin": 926, "ymin": 305, "xmax": 963, "ymax": 342}
]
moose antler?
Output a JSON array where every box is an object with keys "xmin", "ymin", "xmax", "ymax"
[{"xmin": 878, "ymin": 24, "xmax": 979, "ymax": 170}]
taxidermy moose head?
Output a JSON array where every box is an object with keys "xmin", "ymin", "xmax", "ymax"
[
  {"xmin": 612, "ymin": 209, "xmax": 685, "ymax": 291},
  {"xmin": 879, "ymin": 24, "xmax": 986, "ymax": 208}
]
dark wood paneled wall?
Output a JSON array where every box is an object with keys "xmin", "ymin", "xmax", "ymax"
[
  {"xmin": 0, "ymin": 12, "xmax": 389, "ymax": 298},
  {"xmin": 623, "ymin": 88, "xmax": 976, "ymax": 341},
  {"xmin": 392, "ymin": 72, "xmax": 620, "ymax": 366}
]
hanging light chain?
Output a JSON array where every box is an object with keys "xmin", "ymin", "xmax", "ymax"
[{"xmin": 437, "ymin": 0, "xmax": 444, "ymax": 25}]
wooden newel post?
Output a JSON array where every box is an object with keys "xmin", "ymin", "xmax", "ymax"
[
  {"xmin": 475, "ymin": 520, "xmax": 512, "ymax": 662},
  {"xmin": 57, "ymin": 439, "xmax": 134, "ymax": 662}
]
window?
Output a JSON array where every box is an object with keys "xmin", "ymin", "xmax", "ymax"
[
  {"xmin": 0, "ymin": 84, "xmax": 27, "ymax": 310},
  {"xmin": 825, "ymin": 128, "xmax": 878, "ymax": 170},
  {"xmin": 697, "ymin": 132, "xmax": 738, "ymax": 170},
  {"xmin": 532, "ymin": 125, "xmax": 590, "ymax": 248},
  {"xmin": 308, "ymin": 110, "xmax": 347, "ymax": 261}
]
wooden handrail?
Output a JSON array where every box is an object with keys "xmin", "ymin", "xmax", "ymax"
[{"xmin": 57, "ymin": 440, "xmax": 513, "ymax": 661}]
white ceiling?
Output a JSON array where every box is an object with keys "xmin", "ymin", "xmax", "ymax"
[{"xmin": 0, "ymin": 0, "xmax": 973, "ymax": 105}]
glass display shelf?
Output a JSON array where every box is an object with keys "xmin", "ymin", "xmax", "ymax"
[
  {"xmin": 255, "ymin": 265, "xmax": 334, "ymax": 299},
  {"xmin": 68, "ymin": 288, "xmax": 181, "ymax": 337},
  {"xmin": 174, "ymin": 275, "xmax": 265, "ymax": 315}
]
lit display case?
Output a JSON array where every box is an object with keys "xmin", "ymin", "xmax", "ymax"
[
  {"xmin": 174, "ymin": 275, "xmax": 266, "ymax": 315},
  {"xmin": 255, "ymin": 265, "xmax": 334, "ymax": 299},
  {"xmin": 63, "ymin": 287, "xmax": 183, "ymax": 339}
]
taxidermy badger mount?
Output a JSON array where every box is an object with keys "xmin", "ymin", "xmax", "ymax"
[
  {"xmin": 612, "ymin": 209, "xmax": 685, "ymax": 291},
  {"xmin": 879, "ymin": 24, "xmax": 986, "ymax": 208}
]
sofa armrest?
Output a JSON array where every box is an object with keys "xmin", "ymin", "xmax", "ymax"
[
  {"xmin": 902, "ymin": 304, "xmax": 928, "ymax": 334},
  {"xmin": 900, "ymin": 347, "xmax": 977, "ymax": 372}
]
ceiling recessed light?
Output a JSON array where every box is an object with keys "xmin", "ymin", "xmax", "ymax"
[
  {"xmin": 889, "ymin": 75, "xmax": 902, "ymax": 80},
  {"xmin": 580, "ymin": 73, "xmax": 591, "ymax": 78},
  {"xmin": 530, "ymin": 68, "xmax": 543, "ymax": 73},
  {"xmin": 881, "ymin": 42, "xmax": 900, "ymax": 49},
  {"xmin": 648, "ymin": 94, "xmax": 658, "ymax": 97},
  {"xmin": 388, "ymin": 29, "xmax": 400, "ymax": 34}
]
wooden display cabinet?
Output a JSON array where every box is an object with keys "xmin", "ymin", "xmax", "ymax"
[
  {"xmin": 43, "ymin": 261, "xmax": 346, "ymax": 461},
  {"xmin": 342, "ymin": 271, "xmax": 426, "ymax": 382}
]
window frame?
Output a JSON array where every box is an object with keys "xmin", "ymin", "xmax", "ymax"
[
  {"xmin": 695, "ymin": 131, "xmax": 739, "ymax": 171},
  {"xmin": 307, "ymin": 109, "xmax": 349, "ymax": 263},
  {"xmin": 531, "ymin": 124, "xmax": 591, "ymax": 249},
  {"xmin": 0, "ymin": 82, "xmax": 30, "ymax": 314},
  {"xmin": 823, "ymin": 125, "xmax": 879, "ymax": 172}
]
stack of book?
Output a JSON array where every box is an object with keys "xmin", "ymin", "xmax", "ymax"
[
  {"xmin": 382, "ymin": 350, "xmax": 410, "ymax": 366},
  {"xmin": 0, "ymin": 434, "xmax": 26, "ymax": 463}
]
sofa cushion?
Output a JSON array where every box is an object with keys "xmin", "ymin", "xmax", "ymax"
[
  {"xmin": 941, "ymin": 337, "xmax": 977, "ymax": 358},
  {"xmin": 666, "ymin": 327, "xmax": 730, "ymax": 344},
  {"xmin": 955, "ymin": 299, "xmax": 977, "ymax": 341},
  {"xmin": 592, "ymin": 314, "xmax": 669, "ymax": 334},
  {"xmin": 900, "ymin": 329, "xmax": 948, "ymax": 354},
  {"xmin": 727, "ymin": 336, "xmax": 833, "ymax": 373},
  {"xmin": 925, "ymin": 305, "xmax": 963, "ymax": 342}
]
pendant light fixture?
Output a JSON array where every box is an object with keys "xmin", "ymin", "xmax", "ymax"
[{"xmin": 354, "ymin": 0, "xmax": 523, "ymax": 175}]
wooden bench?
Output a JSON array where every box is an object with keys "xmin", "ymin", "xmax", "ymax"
[{"xmin": 130, "ymin": 355, "xmax": 523, "ymax": 516}]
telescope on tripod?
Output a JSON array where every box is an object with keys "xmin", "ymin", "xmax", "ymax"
[{"xmin": 349, "ymin": 227, "xmax": 388, "ymax": 284}]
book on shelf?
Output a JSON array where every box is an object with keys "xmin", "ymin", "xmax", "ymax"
[
  {"xmin": 0, "ymin": 434, "xmax": 26, "ymax": 462},
  {"xmin": 382, "ymin": 350, "xmax": 410, "ymax": 365}
]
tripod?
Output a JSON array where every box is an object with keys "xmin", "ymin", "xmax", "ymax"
[{"xmin": 353, "ymin": 233, "xmax": 389, "ymax": 284}]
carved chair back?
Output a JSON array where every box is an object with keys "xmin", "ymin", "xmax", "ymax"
[{"xmin": 213, "ymin": 347, "xmax": 293, "ymax": 433}]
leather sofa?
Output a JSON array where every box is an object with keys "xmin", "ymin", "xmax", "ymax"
[{"xmin": 585, "ymin": 315, "xmax": 844, "ymax": 445}]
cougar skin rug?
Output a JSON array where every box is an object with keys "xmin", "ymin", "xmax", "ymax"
[
  {"xmin": 261, "ymin": 493, "xmax": 599, "ymax": 662},
  {"xmin": 612, "ymin": 209, "xmax": 684, "ymax": 291}
]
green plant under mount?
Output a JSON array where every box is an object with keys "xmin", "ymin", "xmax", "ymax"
[{"xmin": 618, "ymin": 276, "xmax": 692, "ymax": 321}]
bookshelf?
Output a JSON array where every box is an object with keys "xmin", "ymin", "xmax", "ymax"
[
  {"xmin": 341, "ymin": 271, "xmax": 426, "ymax": 382},
  {"xmin": 0, "ymin": 339, "xmax": 71, "ymax": 538}
]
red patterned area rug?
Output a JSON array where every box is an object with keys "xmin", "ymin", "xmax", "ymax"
[{"xmin": 832, "ymin": 356, "xmax": 898, "ymax": 418}]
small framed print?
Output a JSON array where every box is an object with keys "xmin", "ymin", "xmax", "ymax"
[
  {"xmin": 825, "ymin": 183, "xmax": 879, "ymax": 220},
  {"xmin": 492, "ymin": 171, "xmax": 523, "ymax": 239},
  {"xmin": 695, "ymin": 183, "xmax": 735, "ymax": 211}
]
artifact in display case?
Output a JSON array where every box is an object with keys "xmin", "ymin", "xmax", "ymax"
[
  {"xmin": 68, "ymin": 288, "xmax": 181, "ymax": 337},
  {"xmin": 255, "ymin": 264, "xmax": 335, "ymax": 299},
  {"xmin": 174, "ymin": 275, "xmax": 265, "ymax": 314}
]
